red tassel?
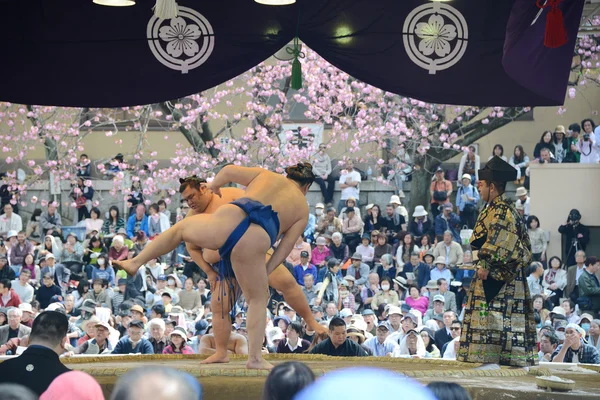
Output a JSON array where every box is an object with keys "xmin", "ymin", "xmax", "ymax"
[{"xmin": 537, "ymin": 0, "xmax": 568, "ymax": 49}]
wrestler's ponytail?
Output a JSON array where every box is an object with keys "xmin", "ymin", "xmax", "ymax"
[{"xmin": 285, "ymin": 162, "xmax": 316, "ymax": 187}]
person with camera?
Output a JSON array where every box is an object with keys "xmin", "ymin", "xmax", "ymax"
[
  {"xmin": 429, "ymin": 167, "xmax": 452, "ymax": 220},
  {"xmin": 577, "ymin": 119, "xmax": 599, "ymax": 164},
  {"xmin": 558, "ymin": 209, "xmax": 590, "ymax": 268}
]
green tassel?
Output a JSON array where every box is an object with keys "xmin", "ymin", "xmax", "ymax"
[{"xmin": 291, "ymin": 57, "xmax": 302, "ymax": 90}]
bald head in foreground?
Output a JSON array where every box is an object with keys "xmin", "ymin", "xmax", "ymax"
[{"xmin": 110, "ymin": 367, "xmax": 202, "ymax": 400}]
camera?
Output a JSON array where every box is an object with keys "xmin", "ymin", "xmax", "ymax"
[{"xmin": 583, "ymin": 134, "xmax": 590, "ymax": 141}]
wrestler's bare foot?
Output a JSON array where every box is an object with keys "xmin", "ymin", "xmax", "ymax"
[
  {"xmin": 246, "ymin": 358, "xmax": 274, "ymax": 370},
  {"xmin": 112, "ymin": 259, "xmax": 141, "ymax": 277},
  {"xmin": 199, "ymin": 353, "xmax": 230, "ymax": 364}
]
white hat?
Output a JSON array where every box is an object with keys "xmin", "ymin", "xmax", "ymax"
[
  {"xmin": 389, "ymin": 195, "xmax": 401, "ymax": 205},
  {"xmin": 169, "ymin": 326, "xmax": 188, "ymax": 339},
  {"xmin": 365, "ymin": 204, "xmax": 374, "ymax": 211},
  {"xmin": 19, "ymin": 303, "xmax": 33, "ymax": 314},
  {"xmin": 45, "ymin": 253, "xmax": 56, "ymax": 261},
  {"xmin": 516, "ymin": 187, "xmax": 527, "ymax": 197},
  {"xmin": 433, "ymin": 294, "xmax": 446, "ymax": 303},
  {"xmin": 6, "ymin": 230, "xmax": 17, "ymax": 239},
  {"xmin": 461, "ymin": 174, "xmax": 472, "ymax": 181},
  {"xmin": 434, "ymin": 256, "xmax": 447, "ymax": 265},
  {"xmin": 339, "ymin": 308, "xmax": 353, "ymax": 318},
  {"xmin": 387, "ymin": 305, "xmax": 402, "ymax": 316},
  {"xmin": 315, "ymin": 203, "xmax": 325, "ymax": 209},
  {"xmin": 267, "ymin": 327, "xmax": 285, "ymax": 342},
  {"xmin": 412, "ymin": 205, "xmax": 428, "ymax": 218},
  {"xmin": 550, "ymin": 306, "xmax": 566, "ymax": 317}
]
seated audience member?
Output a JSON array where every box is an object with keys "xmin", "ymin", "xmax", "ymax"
[
  {"xmin": 355, "ymin": 234, "xmax": 374, "ymax": 266},
  {"xmin": 527, "ymin": 262, "xmax": 545, "ymax": 298},
  {"xmin": 552, "ymin": 324, "xmax": 600, "ymax": 364},
  {"xmin": 309, "ymin": 317, "xmax": 368, "ymax": 357},
  {"xmin": 0, "ymin": 279, "xmax": 21, "ymax": 308},
  {"xmin": 394, "ymin": 329, "xmax": 426, "ymax": 358},
  {"xmin": 286, "ymin": 235, "xmax": 312, "ymax": 268},
  {"xmin": 423, "ymin": 295, "xmax": 446, "ymax": 323},
  {"xmin": 85, "ymin": 278, "xmax": 112, "ymax": 311},
  {"xmin": 163, "ymin": 327, "xmax": 194, "ymax": 354},
  {"xmin": 262, "ymin": 361, "xmax": 315, "ymax": 400},
  {"xmin": 277, "ymin": 321, "xmax": 310, "ymax": 354},
  {"xmin": 431, "ymin": 257, "xmax": 453, "ymax": 283},
  {"xmin": 434, "ymin": 203, "xmax": 461, "ymax": 243},
  {"xmin": 346, "ymin": 252, "xmax": 370, "ymax": 286},
  {"xmin": 72, "ymin": 321, "xmax": 113, "ymax": 355},
  {"xmin": 198, "ymin": 331, "xmax": 248, "ymax": 355},
  {"xmin": 539, "ymin": 331, "xmax": 559, "ymax": 362},
  {"xmin": 0, "ymin": 307, "xmax": 31, "ymax": 348},
  {"xmin": 405, "ymin": 285, "xmax": 429, "ymax": 315},
  {"xmin": 578, "ymin": 256, "xmax": 600, "ymax": 315},
  {"xmin": 147, "ymin": 318, "xmax": 168, "ymax": 354},
  {"xmin": 420, "ymin": 328, "xmax": 440, "ymax": 358},
  {"xmin": 371, "ymin": 277, "xmax": 399, "ymax": 310},
  {"xmin": 430, "ymin": 278, "xmax": 457, "ymax": 313},
  {"xmin": 364, "ymin": 321, "xmax": 398, "ymax": 357},
  {"xmin": 0, "ymin": 311, "xmax": 70, "ymax": 395},
  {"xmin": 401, "ymin": 253, "xmax": 430, "ymax": 290},
  {"xmin": 110, "ymin": 367, "xmax": 203, "ymax": 400},
  {"xmin": 408, "ymin": 206, "xmax": 432, "ymax": 244},
  {"xmin": 432, "ymin": 231, "xmax": 464, "ymax": 267},
  {"xmin": 36, "ymin": 273, "xmax": 63, "ymax": 310},
  {"xmin": 293, "ymin": 251, "xmax": 318, "ymax": 286},
  {"xmin": 12, "ymin": 268, "xmax": 33, "ymax": 304},
  {"xmin": 311, "ymin": 236, "xmax": 331, "ymax": 270},
  {"xmin": 112, "ymin": 320, "xmax": 154, "ymax": 354},
  {"xmin": 427, "ymin": 382, "xmax": 472, "ymax": 400},
  {"xmin": 435, "ymin": 311, "xmax": 456, "ymax": 352},
  {"xmin": 328, "ymin": 232, "xmax": 349, "ymax": 264},
  {"xmin": 375, "ymin": 254, "xmax": 396, "ymax": 281},
  {"xmin": 341, "ymin": 206, "xmax": 364, "ymax": 254}
]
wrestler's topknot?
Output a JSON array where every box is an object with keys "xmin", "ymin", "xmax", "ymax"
[{"xmin": 285, "ymin": 162, "xmax": 316, "ymax": 187}]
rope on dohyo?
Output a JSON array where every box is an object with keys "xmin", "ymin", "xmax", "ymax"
[
  {"xmin": 286, "ymin": 37, "xmax": 305, "ymax": 90},
  {"xmin": 153, "ymin": 0, "xmax": 179, "ymax": 20},
  {"xmin": 536, "ymin": 0, "xmax": 568, "ymax": 48}
]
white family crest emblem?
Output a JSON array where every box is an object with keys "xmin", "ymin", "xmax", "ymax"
[
  {"xmin": 403, "ymin": 2, "xmax": 468, "ymax": 75},
  {"xmin": 147, "ymin": 6, "xmax": 215, "ymax": 74}
]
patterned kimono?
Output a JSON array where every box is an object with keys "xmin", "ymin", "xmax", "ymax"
[{"xmin": 457, "ymin": 193, "xmax": 538, "ymax": 367}]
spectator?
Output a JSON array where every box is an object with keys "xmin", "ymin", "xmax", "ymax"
[
  {"xmin": 293, "ymin": 251, "xmax": 318, "ymax": 286},
  {"xmin": 178, "ymin": 277, "xmax": 202, "ymax": 316},
  {"xmin": 109, "ymin": 235, "xmax": 129, "ymax": 263},
  {"xmin": 558, "ymin": 209, "xmax": 590, "ymax": 268},
  {"xmin": 539, "ymin": 330, "xmax": 559, "ymax": 362},
  {"xmin": 489, "ymin": 144, "xmax": 507, "ymax": 162},
  {"xmin": 302, "ymin": 274, "xmax": 317, "ymax": 306},
  {"xmin": 71, "ymin": 321, "xmax": 113, "ymax": 355},
  {"xmin": 560, "ymin": 299, "xmax": 580, "ymax": 325},
  {"xmin": 565, "ymin": 123, "xmax": 582, "ymax": 163},
  {"xmin": 0, "ymin": 278, "xmax": 21, "ymax": 308},
  {"xmin": 405, "ymin": 285, "xmax": 429, "ymax": 315},
  {"xmin": 338, "ymin": 280, "xmax": 355, "ymax": 313},
  {"xmin": 0, "ymin": 306, "xmax": 30, "ymax": 346},
  {"xmin": 85, "ymin": 278, "xmax": 112, "ymax": 310},
  {"xmin": 0, "ymin": 311, "xmax": 70, "ymax": 395},
  {"xmin": 456, "ymin": 174, "xmax": 479, "ymax": 230},
  {"xmin": 435, "ymin": 311, "xmax": 456, "ymax": 351},
  {"xmin": 382, "ymin": 204, "xmax": 406, "ymax": 244},
  {"xmin": 363, "ymin": 321, "xmax": 397, "ymax": 356},
  {"xmin": 11, "ymin": 269, "xmax": 33, "ymax": 304},
  {"xmin": 395, "ymin": 232, "xmax": 420, "ymax": 269},
  {"xmin": 420, "ymin": 328, "xmax": 441, "ymax": 359},
  {"xmin": 375, "ymin": 253, "xmax": 396, "ymax": 281},
  {"xmin": 431, "ymin": 257, "xmax": 452, "ymax": 283},
  {"xmin": 441, "ymin": 320, "xmax": 462, "ymax": 359},
  {"xmin": 148, "ymin": 203, "xmax": 170, "ymax": 239},
  {"xmin": 340, "ymin": 198, "xmax": 361, "ymax": 220},
  {"xmin": 276, "ymin": 321, "xmax": 310, "ymax": 354},
  {"xmin": 552, "ymin": 125, "xmax": 570, "ymax": 163},
  {"xmin": 61, "ymin": 233, "xmax": 84, "ymax": 277},
  {"xmin": 434, "ymin": 204, "xmax": 461, "ymax": 243},
  {"xmin": 38, "ymin": 203, "xmax": 62, "ymax": 239},
  {"xmin": 311, "ymin": 236, "xmax": 331, "ymax": 270},
  {"xmin": 40, "ymin": 253, "xmax": 70, "ymax": 291},
  {"xmin": 309, "ymin": 317, "xmax": 368, "ymax": 356},
  {"xmin": 36, "ymin": 235, "xmax": 62, "ymax": 264},
  {"xmin": 316, "ymin": 207, "xmax": 342, "ymax": 238},
  {"xmin": 401, "ymin": 253, "xmax": 429, "ymax": 290},
  {"xmin": 432, "ymin": 231, "xmax": 463, "ymax": 268},
  {"xmin": 363, "ymin": 204, "xmax": 385, "ymax": 234},
  {"xmin": 110, "ymin": 366, "xmax": 202, "ymax": 400},
  {"xmin": 389, "ymin": 194, "xmax": 409, "ymax": 223},
  {"xmin": 394, "ymin": 329, "xmax": 426, "ymax": 358},
  {"xmin": 25, "ymin": 209, "xmax": 43, "ymax": 244},
  {"xmin": 345, "ymin": 253, "xmax": 369, "ymax": 286},
  {"xmin": 371, "ymin": 277, "xmax": 399, "ymax": 310},
  {"xmin": 262, "ymin": 361, "xmax": 315, "ymax": 400},
  {"xmin": 84, "ymin": 236, "xmax": 108, "ymax": 279},
  {"xmin": 338, "ymin": 161, "xmax": 362, "ymax": 215},
  {"xmin": 0, "ymin": 204, "xmax": 22, "ymax": 239},
  {"xmin": 126, "ymin": 204, "xmax": 149, "ymax": 239},
  {"xmin": 36, "ymin": 273, "xmax": 63, "ymax": 309},
  {"xmin": 527, "ymin": 216, "xmax": 547, "ymax": 264},
  {"xmin": 9, "ymin": 232, "xmax": 32, "ymax": 272},
  {"xmin": 457, "ymin": 145, "xmax": 480, "ymax": 183},
  {"xmin": 543, "ymin": 257, "xmax": 567, "ymax": 308},
  {"xmin": 286, "ymin": 234, "xmax": 311, "ymax": 268},
  {"xmin": 565, "ymin": 250, "xmax": 588, "ymax": 302},
  {"xmin": 589, "ymin": 319, "xmax": 600, "ymax": 351},
  {"xmin": 84, "ymin": 207, "xmax": 104, "ymax": 237},
  {"xmin": 373, "ymin": 234, "xmax": 393, "ymax": 264},
  {"xmin": 408, "ymin": 206, "xmax": 432, "ymax": 244},
  {"xmin": 341, "ymin": 207, "xmax": 363, "ymax": 254},
  {"xmin": 578, "ymin": 256, "xmax": 600, "ymax": 315},
  {"xmin": 355, "ymin": 234, "xmax": 374, "ymax": 266},
  {"xmin": 126, "ymin": 180, "xmax": 144, "ymax": 217},
  {"xmin": 70, "ymin": 177, "xmax": 94, "ymax": 223},
  {"xmin": 0, "ymin": 255, "xmax": 14, "ymax": 281},
  {"xmin": 430, "ymin": 166, "xmax": 452, "ymax": 219},
  {"xmin": 312, "ymin": 143, "xmax": 333, "ymax": 205},
  {"xmin": 163, "ymin": 326, "xmax": 194, "ymax": 354},
  {"xmin": 431, "ymin": 279, "xmax": 457, "ymax": 313},
  {"xmin": 509, "ymin": 145, "xmax": 529, "ymax": 184},
  {"xmin": 189, "ymin": 319, "xmax": 209, "ymax": 354},
  {"xmin": 527, "ymin": 262, "xmax": 545, "ymax": 298},
  {"xmin": 533, "ymin": 130, "xmax": 554, "ymax": 159},
  {"xmin": 577, "ymin": 118, "xmax": 599, "ymax": 164},
  {"xmin": 112, "ymin": 319, "xmax": 154, "ymax": 354},
  {"xmin": 423, "ymin": 295, "xmax": 445, "ymax": 323},
  {"xmin": 326, "ymin": 232, "xmax": 348, "ymax": 265},
  {"xmin": 40, "ymin": 370, "xmax": 104, "ymax": 400},
  {"xmin": 147, "ymin": 318, "xmax": 168, "ymax": 354},
  {"xmin": 76, "ymin": 153, "xmax": 92, "ymax": 178},
  {"xmin": 315, "ymin": 259, "xmax": 341, "ymax": 307},
  {"xmin": 552, "ymin": 323, "xmax": 600, "ymax": 364},
  {"xmin": 102, "ymin": 205, "xmax": 125, "ymax": 245},
  {"xmin": 361, "ymin": 273, "xmax": 380, "ymax": 310}
]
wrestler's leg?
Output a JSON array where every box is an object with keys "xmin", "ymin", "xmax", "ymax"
[
  {"xmin": 200, "ymin": 276, "xmax": 234, "ymax": 364},
  {"xmin": 267, "ymin": 266, "xmax": 328, "ymax": 335},
  {"xmin": 115, "ymin": 208, "xmax": 241, "ymax": 275},
  {"xmin": 230, "ymin": 225, "xmax": 272, "ymax": 370}
]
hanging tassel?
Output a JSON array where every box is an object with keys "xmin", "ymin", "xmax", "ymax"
[
  {"xmin": 153, "ymin": 0, "xmax": 179, "ymax": 20},
  {"xmin": 537, "ymin": 0, "xmax": 568, "ymax": 49},
  {"xmin": 286, "ymin": 37, "xmax": 305, "ymax": 90}
]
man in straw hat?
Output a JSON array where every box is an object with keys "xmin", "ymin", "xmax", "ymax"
[{"xmin": 457, "ymin": 156, "xmax": 537, "ymax": 367}]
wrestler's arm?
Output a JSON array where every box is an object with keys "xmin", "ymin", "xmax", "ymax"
[
  {"xmin": 210, "ymin": 165, "xmax": 265, "ymax": 191},
  {"xmin": 234, "ymin": 334, "xmax": 249, "ymax": 355},
  {"xmin": 266, "ymin": 218, "xmax": 308, "ymax": 275},
  {"xmin": 198, "ymin": 335, "xmax": 217, "ymax": 355}
]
